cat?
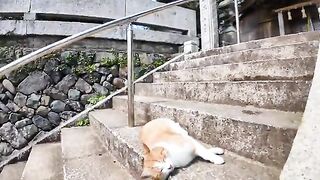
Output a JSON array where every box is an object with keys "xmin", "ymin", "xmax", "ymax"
[{"xmin": 140, "ymin": 118, "xmax": 225, "ymax": 180}]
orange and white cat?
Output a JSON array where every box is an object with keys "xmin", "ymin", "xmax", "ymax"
[{"xmin": 140, "ymin": 118, "xmax": 225, "ymax": 180}]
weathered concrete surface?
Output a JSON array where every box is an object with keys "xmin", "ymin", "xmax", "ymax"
[
  {"xmin": 1, "ymin": 20, "xmax": 195, "ymax": 45},
  {"xmin": 0, "ymin": 21, "xmax": 27, "ymax": 35},
  {"xmin": 89, "ymin": 109, "xmax": 281, "ymax": 180},
  {"xmin": 113, "ymin": 95, "xmax": 301, "ymax": 168},
  {"xmin": 126, "ymin": 0, "xmax": 196, "ymax": 36},
  {"xmin": 61, "ymin": 127, "xmax": 134, "ymax": 180},
  {"xmin": 30, "ymin": 0, "xmax": 125, "ymax": 19},
  {"xmin": 0, "ymin": 0, "xmax": 30, "ymax": 13},
  {"xmin": 135, "ymin": 80, "xmax": 311, "ymax": 112},
  {"xmin": 185, "ymin": 31, "xmax": 320, "ymax": 60},
  {"xmin": 280, "ymin": 44, "xmax": 320, "ymax": 180},
  {"xmin": 154, "ymin": 57, "xmax": 316, "ymax": 83},
  {"xmin": 0, "ymin": 161, "xmax": 26, "ymax": 180},
  {"xmin": 21, "ymin": 143, "xmax": 63, "ymax": 180},
  {"xmin": 171, "ymin": 41, "xmax": 319, "ymax": 70}
]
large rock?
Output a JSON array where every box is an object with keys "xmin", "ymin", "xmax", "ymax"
[
  {"xmin": 0, "ymin": 111, "xmax": 8, "ymax": 125},
  {"xmin": 17, "ymin": 71, "xmax": 51, "ymax": 95},
  {"xmin": 93, "ymin": 83, "xmax": 109, "ymax": 95},
  {"xmin": 66, "ymin": 100, "xmax": 84, "ymax": 112},
  {"xmin": 2, "ymin": 79, "xmax": 15, "ymax": 94},
  {"xmin": 32, "ymin": 115, "xmax": 52, "ymax": 131},
  {"xmin": 0, "ymin": 83, "xmax": 4, "ymax": 93},
  {"xmin": 0, "ymin": 93, "xmax": 9, "ymax": 104},
  {"xmin": 36, "ymin": 106, "xmax": 50, "ymax": 117},
  {"xmin": 113, "ymin": 78, "xmax": 125, "ymax": 89},
  {"xmin": 0, "ymin": 122, "xmax": 27, "ymax": 149},
  {"xmin": 102, "ymin": 81, "xmax": 114, "ymax": 91},
  {"xmin": 5, "ymin": 91, "xmax": 14, "ymax": 100},
  {"xmin": 80, "ymin": 94, "xmax": 96, "ymax": 105},
  {"xmin": 6, "ymin": 101, "xmax": 20, "ymax": 112},
  {"xmin": 14, "ymin": 92, "xmax": 27, "ymax": 107},
  {"xmin": 59, "ymin": 111, "xmax": 77, "ymax": 120},
  {"xmin": 40, "ymin": 95, "xmax": 51, "ymax": 106},
  {"xmin": 44, "ymin": 59, "xmax": 62, "ymax": 83},
  {"xmin": 19, "ymin": 106, "xmax": 35, "ymax": 118},
  {"xmin": 44, "ymin": 87, "xmax": 67, "ymax": 101},
  {"xmin": 18, "ymin": 124, "xmax": 39, "ymax": 140},
  {"xmin": 82, "ymin": 72, "xmax": 101, "ymax": 85},
  {"xmin": 0, "ymin": 101, "xmax": 10, "ymax": 113},
  {"xmin": 26, "ymin": 94, "xmax": 41, "ymax": 109},
  {"xmin": 68, "ymin": 89, "xmax": 81, "ymax": 101},
  {"xmin": 47, "ymin": 112, "xmax": 61, "ymax": 126},
  {"xmin": 55, "ymin": 74, "xmax": 77, "ymax": 94},
  {"xmin": 0, "ymin": 142, "xmax": 14, "ymax": 156},
  {"xmin": 15, "ymin": 118, "xmax": 33, "ymax": 129},
  {"xmin": 8, "ymin": 113, "xmax": 22, "ymax": 124},
  {"xmin": 50, "ymin": 100, "xmax": 66, "ymax": 113},
  {"xmin": 75, "ymin": 78, "xmax": 92, "ymax": 94},
  {"xmin": 97, "ymin": 67, "xmax": 110, "ymax": 75},
  {"xmin": 110, "ymin": 65, "xmax": 119, "ymax": 77}
]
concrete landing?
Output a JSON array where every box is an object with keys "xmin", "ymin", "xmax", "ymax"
[
  {"xmin": 21, "ymin": 143, "xmax": 63, "ymax": 180},
  {"xmin": 61, "ymin": 127, "xmax": 134, "ymax": 180},
  {"xmin": 113, "ymin": 95, "xmax": 301, "ymax": 167},
  {"xmin": 89, "ymin": 109, "xmax": 281, "ymax": 180},
  {"xmin": 0, "ymin": 161, "xmax": 26, "ymax": 180}
]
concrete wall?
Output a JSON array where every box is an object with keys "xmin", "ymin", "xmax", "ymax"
[{"xmin": 0, "ymin": 0, "xmax": 197, "ymax": 45}]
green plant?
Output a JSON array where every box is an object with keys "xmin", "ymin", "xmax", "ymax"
[
  {"xmin": 57, "ymin": 51, "xmax": 96, "ymax": 75},
  {"xmin": 87, "ymin": 94, "xmax": 107, "ymax": 105},
  {"xmin": 76, "ymin": 118, "xmax": 90, "ymax": 126}
]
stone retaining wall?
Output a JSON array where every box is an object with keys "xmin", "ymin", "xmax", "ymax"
[{"xmin": 0, "ymin": 46, "xmax": 167, "ymax": 161}]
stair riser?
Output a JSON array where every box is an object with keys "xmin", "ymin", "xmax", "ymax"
[
  {"xmin": 90, "ymin": 118, "xmax": 142, "ymax": 179},
  {"xmin": 171, "ymin": 42, "xmax": 318, "ymax": 70},
  {"xmin": 185, "ymin": 32, "xmax": 320, "ymax": 60},
  {"xmin": 135, "ymin": 81, "xmax": 311, "ymax": 112},
  {"xmin": 113, "ymin": 97, "xmax": 297, "ymax": 168},
  {"xmin": 155, "ymin": 57, "xmax": 316, "ymax": 83}
]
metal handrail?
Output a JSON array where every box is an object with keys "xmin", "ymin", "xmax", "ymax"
[
  {"xmin": 0, "ymin": 0, "xmax": 193, "ymax": 168},
  {"xmin": 0, "ymin": 0, "xmax": 195, "ymax": 77}
]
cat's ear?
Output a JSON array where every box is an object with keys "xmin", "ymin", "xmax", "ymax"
[
  {"xmin": 141, "ymin": 169, "xmax": 152, "ymax": 179},
  {"xmin": 143, "ymin": 143, "xmax": 150, "ymax": 154}
]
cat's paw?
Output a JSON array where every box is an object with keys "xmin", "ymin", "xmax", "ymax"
[
  {"xmin": 211, "ymin": 156, "xmax": 225, "ymax": 165},
  {"xmin": 210, "ymin": 147, "xmax": 224, "ymax": 155}
]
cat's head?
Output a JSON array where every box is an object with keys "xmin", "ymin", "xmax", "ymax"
[{"xmin": 141, "ymin": 144, "xmax": 174, "ymax": 180}]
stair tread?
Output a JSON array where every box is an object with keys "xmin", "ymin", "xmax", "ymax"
[
  {"xmin": 61, "ymin": 127, "xmax": 134, "ymax": 180},
  {"xmin": 21, "ymin": 143, "xmax": 63, "ymax": 180},
  {"xmin": 155, "ymin": 56, "xmax": 315, "ymax": 82},
  {"xmin": 89, "ymin": 109, "xmax": 281, "ymax": 180},
  {"xmin": 117, "ymin": 95, "xmax": 301, "ymax": 129},
  {"xmin": 0, "ymin": 161, "xmax": 26, "ymax": 180}
]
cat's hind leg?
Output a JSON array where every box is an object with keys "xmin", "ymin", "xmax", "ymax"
[{"xmin": 191, "ymin": 138, "xmax": 225, "ymax": 165}]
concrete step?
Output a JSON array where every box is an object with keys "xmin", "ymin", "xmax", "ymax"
[
  {"xmin": 21, "ymin": 143, "xmax": 63, "ymax": 180},
  {"xmin": 61, "ymin": 127, "xmax": 134, "ymax": 180},
  {"xmin": 155, "ymin": 57, "xmax": 316, "ymax": 83},
  {"xmin": 135, "ymin": 80, "xmax": 311, "ymax": 112},
  {"xmin": 185, "ymin": 31, "xmax": 320, "ymax": 60},
  {"xmin": 0, "ymin": 161, "xmax": 26, "ymax": 180},
  {"xmin": 171, "ymin": 41, "xmax": 319, "ymax": 71},
  {"xmin": 113, "ymin": 95, "xmax": 301, "ymax": 168},
  {"xmin": 89, "ymin": 109, "xmax": 281, "ymax": 180}
]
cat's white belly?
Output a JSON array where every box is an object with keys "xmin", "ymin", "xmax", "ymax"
[{"xmin": 155, "ymin": 141, "xmax": 196, "ymax": 168}]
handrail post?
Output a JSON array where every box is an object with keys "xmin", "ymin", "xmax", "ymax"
[
  {"xmin": 234, "ymin": 0, "xmax": 240, "ymax": 44},
  {"xmin": 127, "ymin": 23, "xmax": 135, "ymax": 127}
]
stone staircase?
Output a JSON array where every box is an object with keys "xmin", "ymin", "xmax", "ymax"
[{"xmin": 1, "ymin": 31, "xmax": 319, "ymax": 180}]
